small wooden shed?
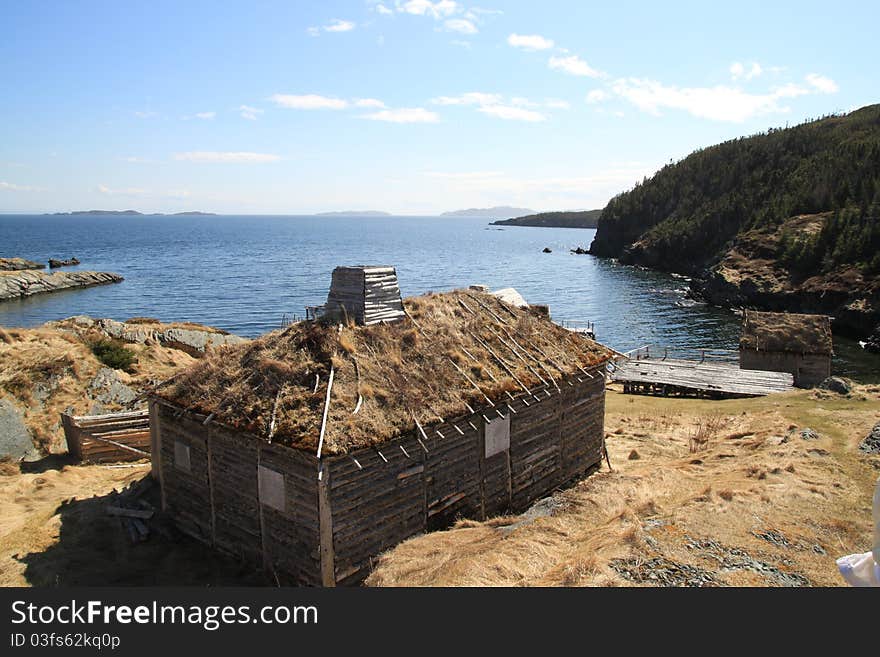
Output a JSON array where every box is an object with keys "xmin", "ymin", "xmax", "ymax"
[
  {"xmin": 149, "ymin": 272, "xmax": 610, "ymax": 586},
  {"xmin": 739, "ymin": 310, "xmax": 833, "ymax": 387}
]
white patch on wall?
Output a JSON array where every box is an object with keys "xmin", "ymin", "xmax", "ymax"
[
  {"xmin": 258, "ymin": 465, "xmax": 286, "ymax": 511},
  {"xmin": 484, "ymin": 414, "xmax": 510, "ymax": 458},
  {"xmin": 173, "ymin": 441, "xmax": 191, "ymax": 472}
]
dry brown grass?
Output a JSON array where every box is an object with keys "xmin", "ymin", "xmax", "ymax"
[
  {"xmin": 740, "ymin": 309, "xmax": 832, "ymax": 355},
  {"xmin": 689, "ymin": 413, "xmax": 726, "ymax": 453},
  {"xmin": 0, "ymin": 322, "xmax": 207, "ymax": 454},
  {"xmin": 159, "ymin": 290, "xmax": 612, "ymax": 454},
  {"xmin": 366, "ymin": 385, "xmax": 880, "ymax": 587}
]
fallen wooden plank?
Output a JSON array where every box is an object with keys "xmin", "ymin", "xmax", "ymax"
[{"xmin": 105, "ymin": 505, "xmax": 154, "ymax": 519}]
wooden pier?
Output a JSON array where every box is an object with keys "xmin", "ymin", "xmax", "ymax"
[{"xmin": 611, "ymin": 358, "xmax": 794, "ymax": 398}]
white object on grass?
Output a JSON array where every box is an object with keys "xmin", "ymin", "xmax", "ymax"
[{"xmin": 836, "ymin": 475, "xmax": 880, "ymax": 587}]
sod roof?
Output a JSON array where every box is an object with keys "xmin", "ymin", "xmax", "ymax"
[
  {"xmin": 156, "ymin": 290, "xmax": 612, "ymax": 454},
  {"xmin": 739, "ymin": 310, "xmax": 833, "ymax": 355}
]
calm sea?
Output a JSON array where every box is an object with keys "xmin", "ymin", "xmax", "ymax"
[{"xmin": 1, "ymin": 214, "xmax": 876, "ymax": 380}]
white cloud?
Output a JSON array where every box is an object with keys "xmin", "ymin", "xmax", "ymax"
[
  {"xmin": 730, "ymin": 61, "xmax": 763, "ymax": 81},
  {"xmin": 432, "ymin": 92, "xmax": 503, "ymax": 106},
  {"xmin": 586, "ymin": 89, "xmax": 609, "ymax": 104},
  {"xmin": 239, "ymin": 105, "xmax": 264, "ymax": 120},
  {"xmin": 0, "ymin": 181, "xmax": 42, "ymax": 192},
  {"xmin": 354, "ymin": 98, "xmax": 387, "ymax": 108},
  {"xmin": 806, "ymin": 73, "xmax": 839, "ymax": 94},
  {"xmin": 511, "ymin": 97, "xmax": 569, "ymax": 110},
  {"xmin": 398, "ymin": 0, "xmax": 459, "ymax": 19},
  {"xmin": 361, "ymin": 107, "xmax": 440, "ymax": 123},
  {"xmin": 423, "ymin": 171, "xmax": 504, "ymax": 179},
  {"xmin": 610, "ymin": 78, "xmax": 818, "ymax": 122},
  {"xmin": 478, "ymin": 105, "xmax": 546, "ymax": 122},
  {"xmin": 194, "ymin": 111, "xmax": 216, "ymax": 120},
  {"xmin": 444, "ymin": 18, "xmax": 476, "ymax": 33},
  {"xmin": 548, "ymin": 55, "xmax": 602, "ymax": 78},
  {"xmin": 307, "ymin": 26, "xmax": 320, "ymax": 37},
  {"xmin": 174, "ymin": 151, "xmax": 281, "ymax": 163},
  {"xmin": 544, "ymin": 98, "xmax": 571, "ymax": 110},
  {"xmin": 97, "ymin": 184, "xmax": 148, "ymax": 196},
  {"xmin": 97, "ymin": 185, "xmax": 191, "ymax": 200},
  {"xmin": 324, "ymin": 19, "xmax": 356, "ymax": 32},
  {"xmin": 432, "ymin": 92, "xmax": 560, "ymax": 121},
  {"xmin": 510, "ymin": 97, "xmax": 538, "ymax": 107},
  {"xmin": 375, "ymin": 3, "xmax": 393, "ymax": 15},
  {"xmin": 269, "ymin": 94, "xmax": 349, "ymax": 110},
  {"xmin": 507, "ymin": 33, "xmax": 554, "ymax": 51}
]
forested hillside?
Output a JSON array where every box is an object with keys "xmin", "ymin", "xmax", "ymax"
[
  {"xmin": 491, "ymin": 209, "xmax": 601, "ymax": 229},
  {"xmin": 590, "ymin": 105, "xmax": 880, "ymax": 274}
]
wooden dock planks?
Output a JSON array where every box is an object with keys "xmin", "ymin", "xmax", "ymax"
[{"xmin": 612, "ymin": 358, "xmax": 794, "ymax": 397}]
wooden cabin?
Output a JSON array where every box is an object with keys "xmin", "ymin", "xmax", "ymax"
[
  {"xmin": 739, "ymin": 310, "xmax": 833, "ymax": 388},
  {"xmin": 149, "ymin": 266, "xmax": 611, "ymax": 586}
]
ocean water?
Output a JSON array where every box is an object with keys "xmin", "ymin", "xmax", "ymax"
[{"xmin": 1, "ymin": 214, "xmax": 876, "ymax": 380}]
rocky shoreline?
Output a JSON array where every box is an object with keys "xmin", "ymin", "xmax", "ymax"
[
  {"xmin": 0, "ymin": 270, "xmax": 123, "ymax": 302},
  {"xmin": 0, "ymin": 257, "xmax": 45, "ymax": 271},
  {"xmin": 688, "ymin": 266, "xmax": 880, "ymax": 343}
]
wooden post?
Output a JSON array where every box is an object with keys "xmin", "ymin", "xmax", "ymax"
[
  {"xmin": 318, "ymin": 462, "xmax": 336, "ymax": 587},
  {"xmin": 61, "ymin": 413, "xmax": 82, "ymax": 461},
  {"xmin": 206, "ymin": 427, "xmax": 217, "ymax": 547},
  {"xmin": 148, "ymin": 402, "xmax": 166, "ymax": 511},
  {"xmin": 477, "ymin": 417, "xmax": 487, "ymax": 520},
  {"xmin": 256, "ymin": 445, "xmax": 269, "ymax": 571}
]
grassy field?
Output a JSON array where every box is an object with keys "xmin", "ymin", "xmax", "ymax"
[
  {"xmin": 367, "ymin": 385, "xmax": 880, "ymax": 586},
  {"xmin": 1, "ymin": 384, "xmax": 877, "ymax": 587}
]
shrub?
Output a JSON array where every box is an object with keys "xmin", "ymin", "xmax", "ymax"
[{"xmin": 91, "ymin": 339, "xmax": 138, "ymax": 372}]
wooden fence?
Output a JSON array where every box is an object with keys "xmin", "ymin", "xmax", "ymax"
[{"xmin": 62, "ymin": 409, "xmax": 151, "ymax": 463}]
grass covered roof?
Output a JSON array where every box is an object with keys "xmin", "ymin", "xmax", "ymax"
[
  {"xmin": 739, "ymin": 310, "xmax": 833, "ymax": 355},
  {"xmin": 156, "ymin": 290, "xmax": 611, "ymax": 454}
]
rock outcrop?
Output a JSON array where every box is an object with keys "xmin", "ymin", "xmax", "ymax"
[
  {"xmin": 0, "ymin": 270, "xmax": 123, "ymax": 301},
  {"xmin": 818, "ymin": 377, "xmax": 853, "ymax": 395},
  {"xmin": 48, "ymin": 257, "xmax": 80, "ymax": 268},
  {"xmin": 0, "ymin": 257, "xmax": 44, "ymax": 271},
  {"xmin": 864, "ymin": 325, "xmax": 880, "ymax": 353},
  {"xmin": 51, "ymin": 316, "xmax": 247, "ymax": 356},
  {"xmin": 860, "ymin": 422, "xmax": 880, "ymax": 454},
  {"xmin": 0, "ymin": 398, "xmax": 40, "ymax": 460}
]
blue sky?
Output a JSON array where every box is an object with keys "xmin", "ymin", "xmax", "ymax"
[{"xmin": 1, "ymin": 0, "xmax": 877, "ymax": 214}]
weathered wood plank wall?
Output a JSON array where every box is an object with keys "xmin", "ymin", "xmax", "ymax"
[{"xmin": 152, "ymin": 401, "xmax": 321, "ymax": 585}]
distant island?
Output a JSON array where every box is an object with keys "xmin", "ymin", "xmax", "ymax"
[
  {"xmin": 314, "ymin": 210, "xmax": 392, "ymax": 217},
  {"xmin": 441, "ymin": 206, "xmax": 533, "ymax": 219},
  {"xmin": 48, "ymin": 210, "xmax": 217, "ymax": 216},
  {"xmin": 491, "ymin": 209, "xmax": 602, "ymax": 229}
]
